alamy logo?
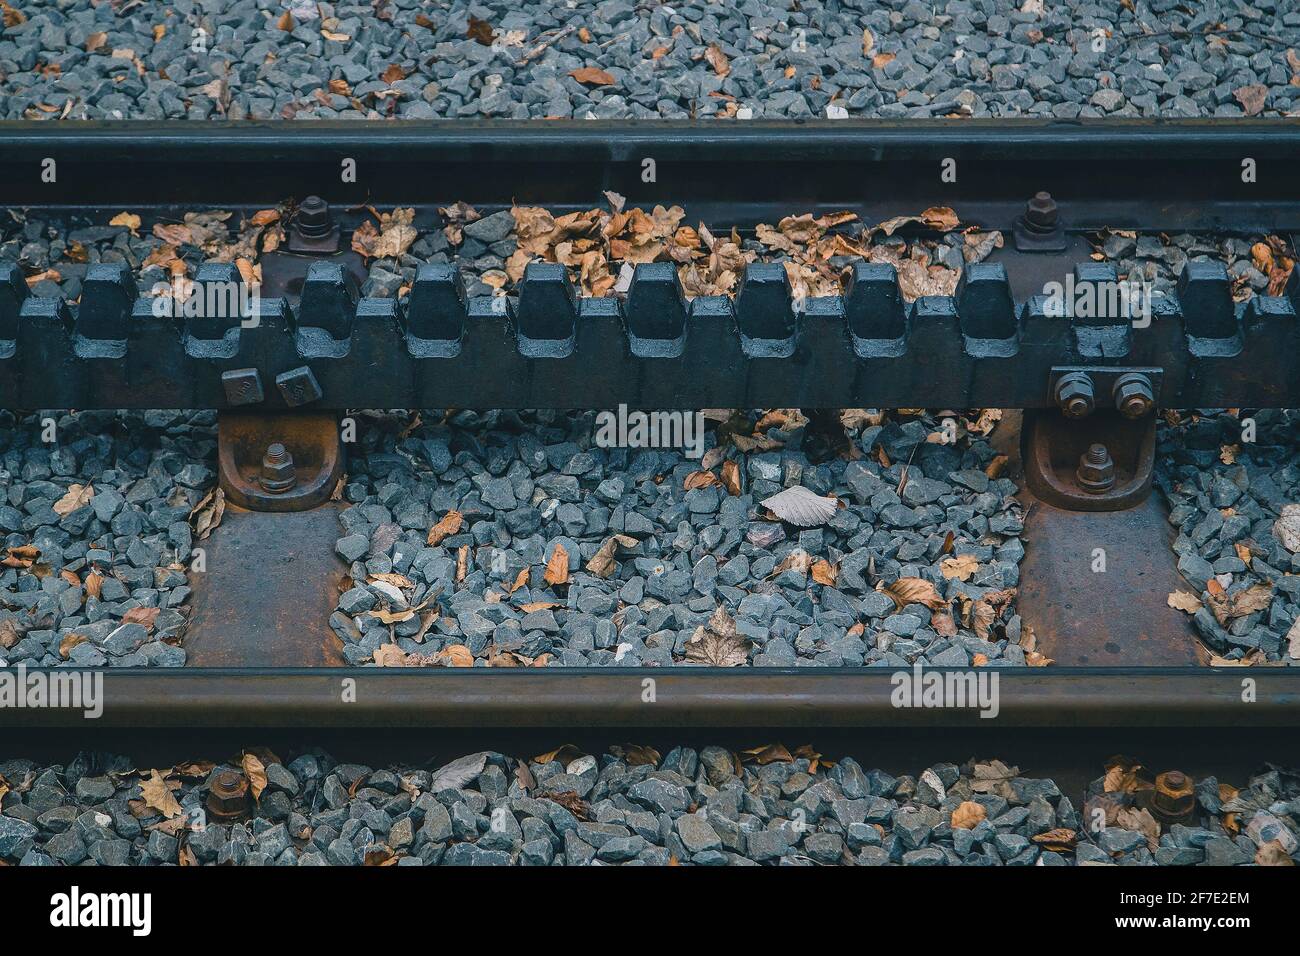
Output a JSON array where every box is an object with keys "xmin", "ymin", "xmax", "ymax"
[
  {"xmin": 150, "ymin": 276, "xmax": 260, "ymax": 326},
  {"xmin": 50, "ymin": 887, "xmax": 151, "ymax": 936},
  {"xmin": 594, "ymin": 405, "xmax": 705, "ymax": 459},
  {"xmin": 890, "ymin": 662, "xmax": 999, "ymax": 719},
  {"xmin": 1042, "ymin": 274, "xmax": 1154, "ymax": 328},
  {"xmin": 0, "ymin": 664, "xmax": 103, "ymax": 719}
]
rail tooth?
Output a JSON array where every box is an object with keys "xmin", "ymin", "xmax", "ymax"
[
  {"xmin": 1234, "ymin": 293, "xmax": 1300, "ymax": 408},
  {"xmin": 437, "ymin": 295, "xmax": 522, "ymax": 407},
  {"xmin": 672, "ymin": 295, "xmax": 745, "ymax": 407},
  {"xmin": 1068, "ymin": 262, "xmax": 1131, "ymax": 360},
  {"xmin": 0, "ymin": 262, "xmax": 25, "ymax": 349},
  {"xmin": 625, "ymin": 262, "xmax": 687, "ymax": 357},
  {"xmin": 74, "ymin": 262, "xmax": 136, "ymax": 353},
  {"xmin": 736, "ymin": 262, "xmax": 795, "ymax": 356},
  {"xmin": 1177, "ymin": 260, "xmax": 1240, "ymax": 350},
  {"xmin": 404, "ymin": 262, "xmax": 466, "ymax": 355},
  {"xmin": 334, "ymin": 297, "xmax": 412, "ymax": 407},
  {"xmin": 296, "ymin": 260, "xmax": 356, "ymax": 359},
  {"xmin": 908, "ymin": 295, "xmax": 970, "ymax": 408},
  {"xmin": 843, "ymin": 261, "xmax": 906, "ymax": 357},
  {"xmin": 956, "ymin": 262, "xmax": 1017, "ymax": 356},
  {"xmin": 17, "ymin": 296, "xmax": 83, "ymax": 408},
  {"xmin": 179, "ymin": 262, "xmax": 245, "ymax": 360},
  {"xmin": 233, "ymin": 295, "xmax": 302, "ymax": 409},
  {"xmin": 516, "ymin": 261, "xmax": 577, "ymax": 357}
]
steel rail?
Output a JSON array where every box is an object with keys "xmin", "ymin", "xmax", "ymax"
[{"xmin": 1, "ymin": 667, "xmax": 1298, "ymax": 728}]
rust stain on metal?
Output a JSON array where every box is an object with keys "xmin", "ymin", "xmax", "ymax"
[
  {"xmin": 218, "ymin": 412, "xmax": 342, "ymax": 512},
  {"xmin": 185, "ymin": 503, "xmax": 347, "ymax": 667},
  {"xmin": 997, "ymin": 411, "xmax": 1201, "ymax": 666}
]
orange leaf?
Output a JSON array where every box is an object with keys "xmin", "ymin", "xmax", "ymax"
[
  {"xmin": 544, "ymin": 543, "xmax": 570, "ymax": 586},
  {"xmin": 569, "ymin": 66, "xmax": 616, "ymax": 86}
]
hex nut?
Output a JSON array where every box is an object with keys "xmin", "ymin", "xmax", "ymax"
[{"xmin": 1055, "ymin": 372, "xmax": 1095, "ymax": 419}]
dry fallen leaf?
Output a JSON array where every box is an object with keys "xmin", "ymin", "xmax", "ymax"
[
  {"xmin": 704, "ymin": 43, "xmax": 730, "ymax": 77},
  {"xmin": 190, "ymin": 487, "xmax": 225, "ymax": 540},
  {"xmin": 121, "ymin": 606, "xmax": 161, "ymax": 631},
  {"xmin": 140, "ymin": 769, "xmax": 183, "ymax": 819},
  {"xmin": 683, "ymin": 606, "xmax": 752, "ymax": 666},
  {"xmin": 544, "ymin": 543, "xmax": 570, "ymax": 587},
  {"xmin": 436, "ymin": 644, "xmax": 474, "ymax": 667},
  {"xmin": 586, "ymin": 534, "xmax": 638, "ymax": 579},
  {"xmin": 1166, "ymin": 590, "xmax": 1203, "ymax": 614},
  {"xmin": 52, "ymin": 483, "xmax": 94, "ymax": 516},
  {"xmin": 569, "ymin": 66, "xmax": 616, "ymax": 86},
  {"xmin": 810, "ymin": 560, "xmax": 837, "ymax": 586},
  {"xmin": 242, "ymin": 753, "xmax": 268, "ymax": 800},
  {"xmin": 883, "ymin": 577, "xmax": 948, "ymax": 612},
  {"xmin": 939, "ymin": 554, "xmax": 979, "ymax": 582},
  {"xmin": 426, "ymin": 510, "xmax": 462, "ymax": 546},
  {"xmin": 761, "ymin": 486, "xmax": 839, "ymax": 527},
  {"xmin": 59, "ymin": 632, "xmax": 87, "ymax": 659},
  {"xmin": 951, "ymin": 801, "xmax": 986, "ymax": 829},
  {"xmin": 1233, "ymin": 83, "xmax": 1268, "ymax": 116}
]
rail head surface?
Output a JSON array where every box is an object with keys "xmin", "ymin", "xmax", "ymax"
[{"xmin": 1, "ymin": 667, "xmax": 1298, "ymax": 729}]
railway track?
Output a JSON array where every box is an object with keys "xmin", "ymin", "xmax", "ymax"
[{"xmin": 1, "ymin": 122, "xmax": 1299, "ymax": 892}]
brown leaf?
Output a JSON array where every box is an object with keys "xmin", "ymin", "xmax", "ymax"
[
  {"xmin": 52, "ymin": 482, "xmax": 94, "ymax": 517},
  {"xmin": 569, "ymin": 66, "xmax": 616, "ymax": 86},
  {"xmin": 381, "ymin": 63, "xmax": 405, "ymax": 84},
  {"xmin": 436, "ymin": 644, "xmax": 474, "ymax": 667},
  {"xmin": 1032, "ymin": 828, "xmax": 1077, "ymax": 852},
  {"xmin": 2, "ymin": 544, "xmax": 40, "ymax": 569},
  {"xmin": 86, "ymin": 31, "xmax": 108, "ymax": 51},
  {"xmin": 121, "ymin": 606, "xmax": 161, "ymax": 631},
  {"xmin": 683, "ymin": 606, "xmax": 752, "ymax": 666},
  {"xmin": 683, "ymin": 470, "xmax": 721, "ymax": 490},
  {"xmin": 739, "ymin": 743, "xmax": 793, "ymax": 765},
  {"xmin": 276, "ymin": 11, "xmax": 294, "ymax": 30},
  {"xmin": 951, "ymin": 801, "xmax": 986, "ymax": 829},
  {"xmin": 242, "ymin": 753, "xmax": 268, "ymax": 800},
  {"xmin": 1233, "ymin": 84, "xmax": 1268, "ymax": 116},
  {"xmin": 869, "ymin": 206, "xmax": 960, "ymax": 237},
  {"xmin": 426, "ymin": 510, "xmax": 462, "ymax": 546},
  {"xmin": 939, "ymin": 554, "xmax": 979, "ymax": 581},
  {"xmin": 1166, "ymin": 590, "xmax": 1203, "ymax": 614},
  {"xmin": 586, "ymin": 534, "xmax": 638, "ymax": 579},
  {"xmin": 84, "ymin": 571, "xmax": 104, "ymax": 601},
  {"xmin": 883, "ymin": 577, "xmax": 948, "ymax": 611},
  {"xmin": 704, "ymin": 43, "xmax": 730, "ymax": 77},
  {"xmin": 544, "ymin": 543, "xmax": 570, "ymax": 586},
  {"xmin": 190, "ymin": 487, "xmax": 225, "ymax": 540},
  {"xmin": 368, "ymin": 572, "xmax": 414, "ymax": 590},
  {"xmin": 59, "ymin": 632, "xmax": 87, "ymax": 659},
  {"xmin": 720, "ymin": 459, "xmax": 741, "ymax": 496},
  {"xmin": 1256, "ymin": 839, "xmax": 1296, "ymax": 866},
  {"xmin": 467, "ymin": 15, "xmax": 496, "ymax": 45},
  {"xmin": 373, "ymin": 644, "xmax": 408, "ymax": 666},
  {"xmin": 140, "ymin": 769, "xmax": 183, "ymax": 819},
  {"xmin": 810, "ymin": 560, "xmax": 837, "ymax": 586}
]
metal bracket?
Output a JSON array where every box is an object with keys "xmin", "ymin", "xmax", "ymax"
[
  {"xmin": 1049, "ymin": 366, "xmax": 1164, "ymax": 415},
  {"xmin": 1022, "ymin": 409, "xmax": 1156, "ymax": 511},
  {"xmin": 217, "ymin": 412, "xmax": 343, "ymax": 512},
  {"xmin": 261, "ymin": 196, "xmax": 368, "ymax": 300}
]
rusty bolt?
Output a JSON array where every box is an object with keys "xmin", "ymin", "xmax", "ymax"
[
  {"xmin": 1150, "ymin": 770, "xmax": 1196, "ymax": 826},
  {"xmin": 259, "ymin": 442, "xmax": 296, "ymax": 493},
  {"xmin": 206, "ymin": 769, "xmax": 250, "ymax": 822},
  {"xmin": 294, "ymin": 195, "xmax": 334, "ymax": 240},
  {"xmin": 1113, "ymin": 372, "xmax": 1155, "ymax": 420},
  {"xmin": 1076, "ymin": 443, "xmax": 1115, "ymax": 493},
  {"xmin": 1054, "ymin": 371, "xmax": 1095, "ymax": 419},
  {"xmin": 1023, "ymin": 191, "xmax": 1058, "ymax": 232}
]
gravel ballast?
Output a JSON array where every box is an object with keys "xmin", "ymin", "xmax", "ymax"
[
  {"xmin": 1, "ymin": 746, "xmax": 1293, "ymax": 866},
  {"xmin": 330, "ymin": 408, "xmax": 1028, "ymax": 668},
  {"xmin": 0, "ymin": 410, "xmax": 215, "ymax": 669},
  {"xmin": 3, "ymin": 1, "xmax": 1300, "ymax": 121}
]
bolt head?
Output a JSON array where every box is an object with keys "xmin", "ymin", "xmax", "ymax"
[
  {"xmin": 1076, "ymin": 445, "xmax": 1115, "ymax": 492},
  {"xmin": 1025, "ymin": 191, "xmax": 1058, "ymax": 229},
  {"xmin": 260, "ymin": 442, "xmax": 296, "ymax": 492},
  {"xmin": 1055, "ymin": 374, "xmax": 1095, "ymax": 419},
  {"xmin": 1115, "ymin": 380, "xmax": 1154, "ymax": 419}
]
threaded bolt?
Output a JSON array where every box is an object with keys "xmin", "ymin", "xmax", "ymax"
[
  {"xmin": 1076, "ymin": 443, "xmax": 1115, "ymax": 493},
  {"xmin": 1024, "ymin": 191, "xmax": 1058, "ymax": 232},
  {"xmin": 259, "ymin": 442, "xmax": 296, "ymax": 493},
  {"xmin": 295, "ymin": 196, "xmax": 334, "ymax": 239}
]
